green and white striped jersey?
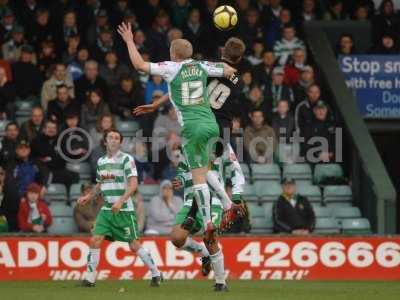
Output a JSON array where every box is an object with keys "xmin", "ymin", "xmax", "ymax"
[
  {"xmin": 96, "ymin": 151, "xmax": 137, "ymax": 212},
  {"xmin": 149, "ymin": 59, "xmax": 224, "ymax": 127}
]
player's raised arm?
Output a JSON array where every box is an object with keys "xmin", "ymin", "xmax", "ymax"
[
  {"xmin": 117, "ymin": 22, "xmax": 150, "ymax": 73},
  {"xmin": 132, "ymin": 93, "xmax": 170, "ymax": 116}
]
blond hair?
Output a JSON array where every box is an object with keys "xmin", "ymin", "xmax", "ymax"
[{"xmin": 170, "ymin": 39, "xmax": 193, "ymax": 60}]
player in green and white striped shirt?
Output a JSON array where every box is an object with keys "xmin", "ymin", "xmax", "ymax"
[{"xmin": 78, "ymin": 130, "xmax": 162, "ymax": 287}]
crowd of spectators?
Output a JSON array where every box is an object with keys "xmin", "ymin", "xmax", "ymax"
[{"xmin": 0, "ymin": 0, "xmax": 396, "ymax": 234}]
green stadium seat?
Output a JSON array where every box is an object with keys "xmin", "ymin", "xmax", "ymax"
[
  {"xmin": 333, "ymin": 207, "xmax": 361, "ymax": 219},
  {"xmin": 16, "ymin": 116, "xmax": 30, "ymax": 126},
  {"xmin": 263, "ymin": 203, "xmax": 273, "ymax": 219},
  {"xmin": 276, "ymin": 143, "xmax": 300, "ymax": 164},
  {"xmin": 138, "ymin": 184, "xmax": 160, "ymax": 201},
  {"xmin": 240, "ymin": 163, "xmax": 250, "ymax": 181},
  {"xmin": 255, "ymin": 181, "xmax": 282, "ymax": 202},
  {"xmin": 314, "ymin": 217, "xmax": 340, "ymax": 234},
  {"xmin": 248, "ymin": 203, "xmax": 265, "ymax": 218},
  {"xmin": 49, "ymin": 202, "xmax": 74, "ymax": 217},
  {"xmin": 0, "ymin": 120, "xmax": 9, "ymax": 137},
  {"xmin": 242, "ymin": 184, "xmax": 258, "ymax": 202},
  {"xmin": 46, "ymin": 184, "xmax": 68, "ymax": 201},
  {"xmin": 250, "ymin": 163, "xmax": 281, "ymax": 181},
  {"xmin": 66, "ymin": 162, "xmax": 92, "ymax": 180},
  {"xmin": 283, "ymin": 163, "xmax": 312, "ymax": 184},
  {"xmin": 296, "ymin": 185, "xmax": 322, "ymax": 203},
  {"xmin": 341, "ymin": 218, "xmax": 372, "ymax": 235},
  {"xmin": 313, "ymin": 206, "xmax": 332, "ymax": 218},
  {"xmin": 69, "ymin": 183, "xmax": 82, "ymax": 202},
  {"xmin": 115, "ymin": 120, "xmax": 140, "ymax": 137},
  {"xmin": 48, "ymin": 217, "xmax": 78, "ymax": 234},
  {"xmin": 314, "ymin": 163, "xmax": 344, "ymax": 184},
  {"xmin": 251, "ymin": 217, "xmax": 273, "ymax": 233},
  {"xmin": 15, "ymin": 100, "xmax": 34, "ymax": 116},
  {"xmin": 324, "ymin": 185, "xmax": 352, "ymax": 206}
]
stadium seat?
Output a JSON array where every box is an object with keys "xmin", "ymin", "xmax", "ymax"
[
  {"xmin": 314, "ymin": 163, "xmax": 344, "ymax": 185},
  {"xmin": 255, "ymin": 181, "xmax": 282, "ymax": 202},
  {"xmin": 115, "ymin": 120, "xmax": 140, "ymax": 137},
  {"xmin": 296, "ymin": 185, "xmax": 322, "ymax": 204},
  {"xmin": 333, "ymin": 207, "xmax": 361, "ymax": 219},
  {"xmin": 48, "ymin": 217, "xmax": 78, "ymax": 234},
  {"xmin": 247, "ymin": 203, "xmax": 265, "ymax": 218},
  {"xmin": 263, "ymin": 203, "xmax": 273, "ymax": 219},
  {"xmin": 15, "ymin": 100, "xmax": 34, "ymax": 116},
  {"xmin": 250, "ymin": 163, "xmax": 281, "ymax": 181},
  {"xmin": 282, "ymin": 163, "xmax": 312, "ymax": 184},
  {"xmin": 341, "ymin": 218, "xmax": 372, "ymax": 235},
  {"xmin": 16, "ymin": 116, "xmax": 30, "ymax": 126},
  {"xmin": 0, "ymin": 120, "xmax": 9, "ymax": 137},
  {"xmin": 313, "ymin": 206, "xmax": 332, "ymax": 218},
  {"xmin": 251, "ymin": 217, "xmax": 273, "ymax": 234},
  {"xmin": 323, "ymin": 185, "xmax": 352, "ymax": 206},
  {"xmin": 66, "ymin": 162, "xmax": 92, "ymax": 180},
  {"xmin": 242, "ymin": 184, "xmax": 258, "ymax": 202},
  {"xmin": 314, "ymin": 217, "xmax": 340, "ymax": 234},
  {"xmin": 46, "ymin": 184, "xmax": 68, "ymax": 201},
  {"xmin": 49, "ymin": 202, "xmax": 74, "ymax": 217},
  {"xmin": 69, "ymin": 183, "xmax": 82, "ymax": 202},
  {"xmin": 276, "ymin": 143, "xmax": 300, "ymax": 164},
  {"xmin": 138, "ymin": 184, "xmax": 159, "ymax": 201},
  {"xmin": 240, "ymin": 163, "xmax": 250, "ymax": 181}
]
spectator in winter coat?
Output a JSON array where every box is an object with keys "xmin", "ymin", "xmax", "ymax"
[
  {"xmin": 80, "ymin": 88, "xmax": 110, "ymax": 131},
  {"xmin": 0, "ymin": 122, "xmax": 19, "ymax": 166},
  {"xmin": 273, "ymin": 177, "xmax": 315, "ymax": 234},
  {"xmin": 18, "ymin": 182, "xmax": 52, "ymax": 233},
  {"xmin": 19, "ymin": 107, "xmax": 45, "ymax": 143}
]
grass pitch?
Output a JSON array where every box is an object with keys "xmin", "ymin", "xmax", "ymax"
[{"xmin": 0, "ymin": 280, "xmax": 399, "ymax": 300}]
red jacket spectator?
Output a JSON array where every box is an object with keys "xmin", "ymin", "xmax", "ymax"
[{"xmin": 17, "ymin": 183, "xmax": 52, "ymax": 232}]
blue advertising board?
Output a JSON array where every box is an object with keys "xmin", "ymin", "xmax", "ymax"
[{"xmin": 339, "ymin": 55, "xmax": 400, "ymax": 119}]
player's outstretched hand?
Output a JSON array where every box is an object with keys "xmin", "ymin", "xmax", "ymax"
[
  {"xmin": 117, "ymin": 22, "xmax": 133, "ymax": 43},
  {"xmin": 132, "ymin": 104, "xmax": 157, "ymax": 116}
]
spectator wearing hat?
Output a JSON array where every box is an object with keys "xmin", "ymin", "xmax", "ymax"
[
  {"xmin": 74, "ymin": 60, "xmax": 109, "ymax": 105},
  {"xmin": 80, "ymin": 88, "xmax": 110, "ymax": 131},
  {"xmin": 20, "ymin": 106, "xmax": 44, "ymax": 142},
  {"xmin": 292, "ymin": 65, "xmax": 315, "ymax": 105},
  {"xmin": 0, "ymin": 8, "xmax": 17, "ymax": 43},
  {"xmin": 73, "ymin": 183, "xmax": 103, "ymax": 233},
  {"xmin": 99, "ymin": 51, "xmax": 136, "ymax": 88},
  {"xmin": 0, "ymin": 66, "xmax": 16, "ymax": 120},
  {"xmin": 307, "ymin": 100, "xmax": 336, "ymax": 163},
  {"xmin": 31, "ymin": 119, "xmax": 79, "ymax": 192},
  {"xmin": 41, "ymin": 63, "xmax": 75, "ymax": 110},
  {"xmin": 18, "ymin": 182, "xmax": 52, "ymax": 233},
  {"xmin": 273, "ymin": 177, "xmax": 315, "ymax": 234},
  {"xmin": 145, "ymin": 180, "xmax": 183, "ymax": 235},
  {"xmin": 264, "ymin": 67, "xmax": 294, "ymax": 119},
  {"xmin": 110, "ymin": 75, "xmax": 143, "ymax": 119},
  {"xmin": 0, "ymin": 122, "xmax": 19, "ymax": 166},
  {"xmin": 11, "ymin": 44, "xmax": 43, "ymax": 100},
  {"xmin": 244, "ymin": 109, "xmax": 277, "ymax": 164},
  {"xmin": 273, "ymin": 23, "xmax": 305, "ymax": 66},
  {"xmin": 5, "ymin": 138, "xmax": 49, "ymax": 198},
  {"xmin": 2, "ymin": 25, "xmax": 26, "ymax": 63},
  {"xmin": 47, "ymin": 84, "xmax": 80, "ymax": 128}
]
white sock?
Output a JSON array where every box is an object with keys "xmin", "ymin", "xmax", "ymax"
[
  {"xmin": 193, "ymin": 183, "xmax": 212, "ymax": 229},
  {"xmin": 137, "ymin": 247, "xmax": 160, "ymax": 277},
  {"xmin": 181, "ymin": 237, "xmax": 209, "ymax": 257},
  {"xmin": 227, "ymin": 144, "xmax": 245, "ymax": 196},
  {"xmin": 210, "ymin": 249, "xmax": 226, "ymax": 284},
  {"xmin": 86, "ymin": 248, "xmax": 100, "ymax": 283},
  {"xmin": 207, "ymin": 170, "xmax": 232, "ymax": 211}
]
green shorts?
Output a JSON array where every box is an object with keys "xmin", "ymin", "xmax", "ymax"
[
  {"xmin": 175, "ymin": 204, "xmax": 223, "ymax": 235},
  {"xmin": 182, "ymin": 122, "xmax": 219, "ymax": 169},
  {"xmin": 93, "ymin": 209, "xmax": 139, "ymax": 242}
]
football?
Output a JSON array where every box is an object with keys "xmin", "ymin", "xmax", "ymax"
[{"xmin": 213, "ymin": 5, "xmax": 238, "ymax": 31}]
